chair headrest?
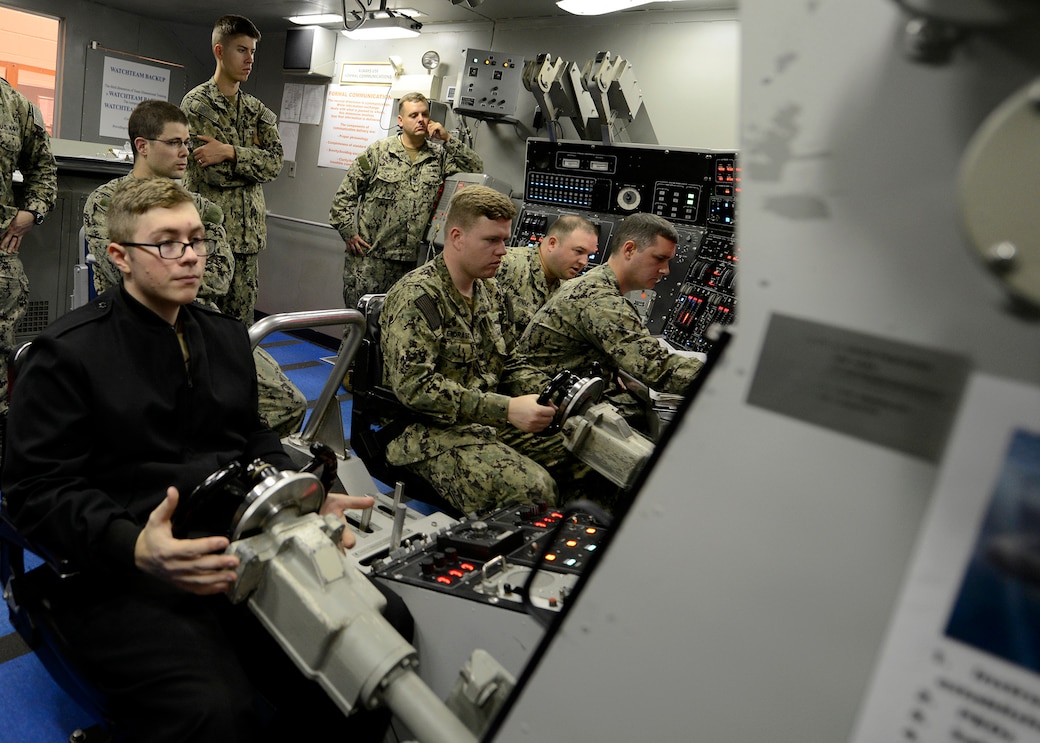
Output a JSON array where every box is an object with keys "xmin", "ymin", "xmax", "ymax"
[{"xmin": 358, "ymin": 293, "xmax": 387, "ymax": 343}]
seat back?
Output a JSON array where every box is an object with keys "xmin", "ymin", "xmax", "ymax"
[
  {"xmin": 0, "ymin": 342, "xmax": 113, "ymax": 738},
  {"xmin": 350, "ymin": 294, "xmax": 463, "ymax": 518}
]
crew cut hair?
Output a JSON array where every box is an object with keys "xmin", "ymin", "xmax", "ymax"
[
  {"xmin": 108, "ymin": 178, "xmax": 196, "ymax": 245},
  {"xmin": 213, "ymin": 14, "xmax": 261, "ymax": 48},
  {"xmin": 610, "ymin": 212, "xmax": 679, "ymax": 255}
]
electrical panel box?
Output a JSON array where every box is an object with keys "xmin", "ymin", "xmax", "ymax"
[{"xmin": 453, "ymin": 48, "xmax": 525, "ymax": 119}]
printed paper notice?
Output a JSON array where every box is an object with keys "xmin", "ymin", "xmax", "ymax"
[
  {"xmin": 99, "ymin": 57, "xmax": 171, "ymax": 139},
  {"xmin": 317, "ymin": 84, "xmax": 393, "ymax": 170},
  {"xmin": 849, "ymin": 373, "xmax": 1040, "ymax": 743}
]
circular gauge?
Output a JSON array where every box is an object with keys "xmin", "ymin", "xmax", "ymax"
[
  {"xmin": 617, "ymin": 186, "xmax": 641, "ymax": 211},
  {"xmin": 421, "ymin": 50, "xmax": 441, "ymax": 70}
]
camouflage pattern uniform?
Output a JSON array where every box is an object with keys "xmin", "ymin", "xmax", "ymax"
[
  {"xmin": 181, "ymin": 80, "xmax": 283, "ymax": 325},
  {"xmin": 494, "ymin": 246, "xmax": 559, "ymax": 339},
  {"xmin": 83, "ymin": 176, "xmax": 305, "ymax": 437},
  {"xmin": 84, "ymin": 174, "xmax": 234, "ymax": 303},
  {"xmin": 329, "ymin": 135, "xmax": 482, "ymax": 311},
  {"xmin": 0, "ymin": 79, "xmax": 56, "ymax": 416},
  {"xmin": 380, "ymin": 255, "xmax": 592, "ymax": 515},
  {"xmin": 516, "ymin": 263, "xmax": 704, "ymax": 396}
]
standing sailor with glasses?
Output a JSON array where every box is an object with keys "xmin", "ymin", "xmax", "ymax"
[{"xmin": 83, "ymin": 99, "xmax": 306, "ymax": 436}]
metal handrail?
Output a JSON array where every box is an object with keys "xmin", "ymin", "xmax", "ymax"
[{"xmin": 248, "ymin": 309, "xmax": 365, "ymax": 447}]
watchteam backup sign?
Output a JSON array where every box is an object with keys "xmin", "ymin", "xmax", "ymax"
[{"xmin": 100, "ymin": 57, "xmax": 170, "ymax": 139}]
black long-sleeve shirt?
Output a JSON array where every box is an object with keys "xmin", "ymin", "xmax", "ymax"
[{"xmin": 3, "ymin": 286, "xmax": 292, "ymax": 575}]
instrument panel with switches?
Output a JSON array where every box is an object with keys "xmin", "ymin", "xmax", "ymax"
[
  {"xmin": 510, "ymin": 139, "xmax": 739, "ymax": 346},
  {"xmin": 371, "ymin": 504, "xmax": 608, "ymax": 613}
]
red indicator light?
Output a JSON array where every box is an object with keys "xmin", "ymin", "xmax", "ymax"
[
  {"xmin": 436, "ymin": 576, "xmax": 453, "ymax": 585},
  {"xmin": 534, "ymin": 521, "xmax": 548, "ymax": 528},
  {"xmin": 460, "ymin": 562, "xmax": 476, "ymax": 571},
  {"xmin": 448, "ymin": 569, "xmax": 465, "ymax": 578}
]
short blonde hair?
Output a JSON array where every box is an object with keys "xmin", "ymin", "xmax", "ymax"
[
  {"xmin": 108, "ymin": 179, "xmax": 195, "ymax": 244},
  {"xmin": 445, "ymin": 186, "xmax": 516, "ymax": 231}
]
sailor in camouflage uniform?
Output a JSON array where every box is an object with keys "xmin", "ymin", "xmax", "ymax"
[
  {"xmin": 84, "ymin": 100, "xmax": 305, "ymax": 436},
  {"xmin": 380, "ymin": 186, "xmax": 595, "ymax": 515},
  {"xmin": 516, "ymin": 213, "xmax": 704, "ymax": 412},
  {"xmin": 0, "ymin": 78, "xmax": 56, "ymax": 417},
  {"xmin": 182, "ymin": 15, "xmax": 282, "ymax": 326},
  {"xmin": 330, "ymin": 92, "xmax": 483, "ymax": 313},
  {"xmin": 495, "ymin": 214, "xmax": 598, "ymax": 338}
]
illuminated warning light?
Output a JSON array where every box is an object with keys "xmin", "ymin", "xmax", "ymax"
[
  {"xmin": 566, "ymin": 540, "xmax": 579, "ymax": 548},
  {"xmin": 436, "ymin": 576, "xmax": 453, "ymax": 585},
  {"xmin": 565, "ymin": 558, "xmax": 578, "ymax": 567},
  {"xmin": 544, "ymin": 553, "xmax": 558, "ymax": 562},
  {"xmin": 550, "ymin": 512, "xmax": 564, "ymax": 519},
  {"xmin": 534, "ymin": 521, "xmax": 548, "ymax": 528},
  {"xmin": 585, "ymin": 527, "xmax": 597, "ymax": 535},
  {"xmin": 448, "ymin": 569, "xmax": 465, "ymax": 578},
  {"xmin": 460, "ymin": 562, "xmax": 476, "ymax": 572}
]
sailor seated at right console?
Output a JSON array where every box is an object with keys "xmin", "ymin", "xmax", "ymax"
[{"xmin": 511, "ymin": 212, "xmax": 706, "ymax": 436}]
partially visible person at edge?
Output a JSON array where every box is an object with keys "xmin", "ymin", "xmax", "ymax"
[{"xmin": 0, "ymin": 77, "xmax": 56, "ymax": 425}]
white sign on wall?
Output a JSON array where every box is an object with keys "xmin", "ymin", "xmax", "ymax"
[
  {"xmin": 99, "ymin": 56, "xmax": 170, "ymax": 139},
  {"xmin": 317, "ymin": 84, "xmax": 393, "ymax": 170},
  {"xmin": 850, "ymin": 373, "xmax": 1040, "ymax": 743}
]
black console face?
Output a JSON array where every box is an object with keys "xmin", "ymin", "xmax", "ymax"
[{"xmin": 511, "ymin": 139, "xmax": 739, "ymax": 346}]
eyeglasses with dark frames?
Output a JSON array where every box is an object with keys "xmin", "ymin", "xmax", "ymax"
[
  {"xmin": 118, "ymin": 238, "xmax": 214, "ymax": 259},
  {"xmin": 147, "ymin": 138, "xmax": 193, "ymax": 150}
]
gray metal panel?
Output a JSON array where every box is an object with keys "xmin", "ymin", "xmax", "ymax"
[{"xmin": 489, "ymin": 2, "xmax": 1040, "ymax": 742}]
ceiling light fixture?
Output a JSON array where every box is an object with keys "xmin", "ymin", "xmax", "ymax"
[
  {"xmin": 556, "ymin": 0, "xmax": 675, "ymax": 15},
  {"xmin": 342, "ymin": 15, "xmax": 422, "ymax": 40},
  {"xmin": 287, "ymin": 13, "xmax": 344, "ymax": 25}
]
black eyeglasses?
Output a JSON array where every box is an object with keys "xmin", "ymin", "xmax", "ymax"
[
  {"xmin": 147, "ymin": 138, "xmax": 192, "ymax": 150},
  {"xmin": 118, "ymin": 238, "xmax": 214, "ymax": 259}
]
